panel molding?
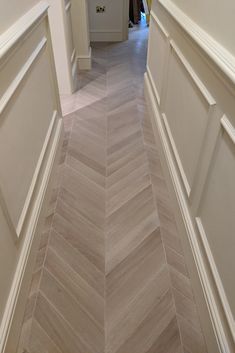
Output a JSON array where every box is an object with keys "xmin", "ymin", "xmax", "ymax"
[
  {"xmin": 170, "ymin": 40, "xmax": 216, "ymax": 106},
  {"xmin": 162, "ymin": 41, "xmax": 216, "ymax": 198},
  {"xmin": 147, "ymin": 14, "xmax": 169, "ymax": 107},
  {"xmin": 221, "ymin": 115, "xmax": 235, "ymax": 144},
  {"xmin": 0, "ymin": 114, "xmax": 63, "ymax": 353},
  {"xmin": 0, "ymin": 110, "xmax": 57, "ymax": 240},
  {"xmin": 77, "ymin": 46, "xmax": 92, "ymax": 70},
  {"xmin": 70, "ymin": 48, "xmax": 76, "ymax": 64},
  {"xmin": 150, "ymin": 11, "xmax": 169, "ymax": 39},
  {"xmin": 0, "ymin": 37, "xmax": 47, "ymax": 116},
  {"xmin": 195, "ymin": 217, "xmax": 235, "ymax": 343},
  {"xmin": 162, "ymin": 112, "xmax": 191, "ymax": 196},
  {"xmin": 16, "ymin": 110, "xmax": 58, "ymax": 238},
  {"xmin": 0, "ymin": 37, "xmax": 58, "ymax": 241},
  {"xmin": 0, "ymin": 3, "xmax": 63, "ymax": 353},
  {"xmin": 146, "ymin": 66, "xmax": 161, "ymax": 106},
  {"xmin": 144, "ymin": 72, "xmax": 233, "ymax": 352},
  {"xmin": 65, "ymin": 1, "xmax": 71, "ymax": 12},
  {"xmin": 158, "ymin": 0, "xmax": 235, "ymax": 93},
  {"xmin": 0, "ymin": 1, "xmax": 49, "ymax": 63}
]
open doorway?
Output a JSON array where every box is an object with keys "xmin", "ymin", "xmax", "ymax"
[{"xmin": 129, "ymin": 0, "xmax": 152, "ymax": 28}]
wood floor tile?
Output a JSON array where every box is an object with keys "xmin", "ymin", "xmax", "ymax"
[
  {"xmin": 28, "ymin": 319, "xmax": 63, "ymax": 353},
  {"xmin": 106, "ymin": 268, "xmax": 171, "ymax": 353},
  {"xmin": 178, "ymin": 316, "xmax": 207, "ymax": 353},
  {"xmin": 40, "ymin": 269, "xmax": 104, "ymax": 351},
  {"xmin": 44, "ymin": 247, "xmax": 104, "ymax": 327},
  {"xmin": 114, "ymin": 291, "xmax": 176, "ymax": 353},
  {"xmin": 53, "ymin": 198, "xmax": 104, "ymax": 272},
  {"xmin": 20, "ymin": 21, "xmax": 205, "ymax": 353},
  {"xmin": 35, "ymin": 294, "xmax": 97, "ymax": 353},
  {"xmin": 49, "ymin": 230, "xmax": 105, "ymax": 297}
]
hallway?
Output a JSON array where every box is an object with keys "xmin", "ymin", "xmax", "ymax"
[
  {"xmin": 17, "ymin": 21, "xmax": 208, "ymax": 353},
  {"xmin": 1, "ymin": 1, "xmax": 235, "ymax": 352}
]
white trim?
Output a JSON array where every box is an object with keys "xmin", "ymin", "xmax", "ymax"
[
  {"xmin": 77, "ymin": 46, "xmax": 92, "ymax": 70},
  {"xmin": 150, "ymin": 11, "xmax": 169, "ymax": 39},
  {"xmin": 170, "ymin": 40, "xmax": 216, "ymax": 106},
  {"xmin": 0, "ymin": 110, "xmax": 57, "ymax": 240},
  {"xmin": 90, "ymin": 29, "xmax": 122, "ymax": 34},
  {"xmin": 65, "ymin": 1, "xmax": 71, "ymax": 12},
  {"xmin": 90, "ymin": 30, "xmax": 123, "ymax": 42},
  {"xmin": 159, "ymin": 42, "xmax": 216, "ymax": 197},
  {"xmin": 144, "ymin": 72, "xmax": 232, "ymax": 353},
  {"xmin": 146, "ymin": 66, "xmax": 161, "ymax": 106},
  {"xmin": 146, "ymin": 17, "xmax": 169, "ymax": 107},
  {"xmin": 158, "ymin": 0, "xmax": 235, "ymax": 90},
  {"xmin": 0, "ymin": 1, "xmax": 48, "ymax": 62},
  {"xmin": 196, "ymin": 218, "xmax": 235, "ymax": 342},
  {"xmin": 70, "ymin": 48, "xmax": 76, "ymax": 64},
  {"xmin": 162, "ymin": 112, "xmax": 191, "ymax": 197},
  {"xmin": 0, "ymin": 116, "xmax": 63, "ymax": 353},
  {"xmin": 221, "ymin": 115, "xmax": 235, "ymax": 144},
  {"xmin": 0, "ymin": 37, "xmax": 47, "ymax": 116},
  {"xmin": 16, "ymin": 111, "xmax": 57, "ymax": 238}
]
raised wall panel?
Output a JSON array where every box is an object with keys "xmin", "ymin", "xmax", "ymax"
[
  {"xmin": 147, "ymin": 14, "xmax": 169, "ymax": 104},
  {"xmin": 0, "ymin": 3, "xmax": 63, "ymax": 352},
  {"xmin": 163, "ymin": 41, "xmax": 216, "ymax": 196},
  {"xmin": 0, "ymin": 28, "xmax": 55, "ymax": 234},
  {"xmin": 145, "ymin": 1, "xmax": 235, "ymax": 352},
  {"xmin": 196, "ymin": 117, "xmax": 235, "ymax": 339}
]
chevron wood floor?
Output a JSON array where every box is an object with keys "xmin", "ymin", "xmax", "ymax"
[{"xmin": 18, "ymin": 22, "xmax": 207, "ymax": 353}]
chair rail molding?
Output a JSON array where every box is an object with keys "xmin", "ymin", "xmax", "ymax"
[
  {"xmin": 0, "ymin": 3, "xmax": 63, "ymax": 352},
  {"xmin": 158, "ymin": 0, "xmax": 235, "ymax": 92},
  {"xmin": 0, "ymin": 2, "xmax": 48, "ymax": 62},
  {"xmin": 145, "ymin": 1, "xmax": 235, "ymax": 352}
]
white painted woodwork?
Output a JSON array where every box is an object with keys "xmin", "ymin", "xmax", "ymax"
[
  {"xmin": 163, "ymin": 41, "xmax": 216, "ymax": 196},
  {"xmin": 165, "ymin": 0, "xmax": 235, "ymax": 57},
  {"xmin": 71, "ymin": 0, "xmax": 92, "ymax": 70},
  {"xmin": 0, "ymin": 3, "xmax": 63, "ymax": 352},
  {"xmin": 197, "ymin": 121, "xmax": 235, "ymax": 334},
  {"xmin": 147, "ymin": 14, "xmax": 169, "ymax": 104},
  {"xmin": 47, "ymin": 0, "xmax": 78, "ymax": 94},
  {"xmin": 145, "ymin": 0, "xmax": 235, "ymax": 352}
]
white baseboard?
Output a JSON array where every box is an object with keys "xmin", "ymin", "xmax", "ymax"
[
  {"xmin": 71, "ymin": 57, "xmax": 79, "ymax": 91},
  {"xmin": 0, "ymin": 115, "xmax": 63, "ymax": 353},
  {"xmin": 77, "ymin": 46, "xmax": 92, "ymax": 71},
  {"xmin": 144, "ymin": 71, "xmax": 233, "ymax": 353},
  {"xmin": 90, "ymin": 30, "xmax": 123, "ymax": 42}
]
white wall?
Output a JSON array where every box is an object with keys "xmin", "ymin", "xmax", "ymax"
[
  {"xmin": 0, "ymin": 0, "xmax": 39, "ymax": 33},
  {"xmin": 87, "ymin": 0, "xmax": 129, "ymax": 41},
  {"xmin": 170, "ymin": 0, "xmax": 235, "ymax": 57},
  {"xmin": 0, "ymin": 2, "xmax": 63, "ymax": 352},
  {"xmin": 145, "ymin": 0, "xmax": 235, "ymax": 352}
]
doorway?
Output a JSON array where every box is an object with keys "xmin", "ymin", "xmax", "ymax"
[{"xmin": 129, "ymin": 0, "xmax": 151, "ymax": 28}]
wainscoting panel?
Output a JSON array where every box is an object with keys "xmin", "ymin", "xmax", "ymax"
[
  {"xmin": 0, "ymin": 34, "xmax": 54, "ymax": 234},
  {"xmin": 144, "ymin": 0, "xmax": 235, "ymax": 352},
  {"xmin": 0, "ymin": 3, "xmax": 63, "ymax": 353},
  {"xmin": 147, "ymin": 13, "xmax": 169, "ymax": 105},
  {"xmin": 196, "ymin": 116, "xmax": 235, "ymax": 341},
  {"xmin": 163, "ymin": 41, "xmax": 216, "ymax": 197}
]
